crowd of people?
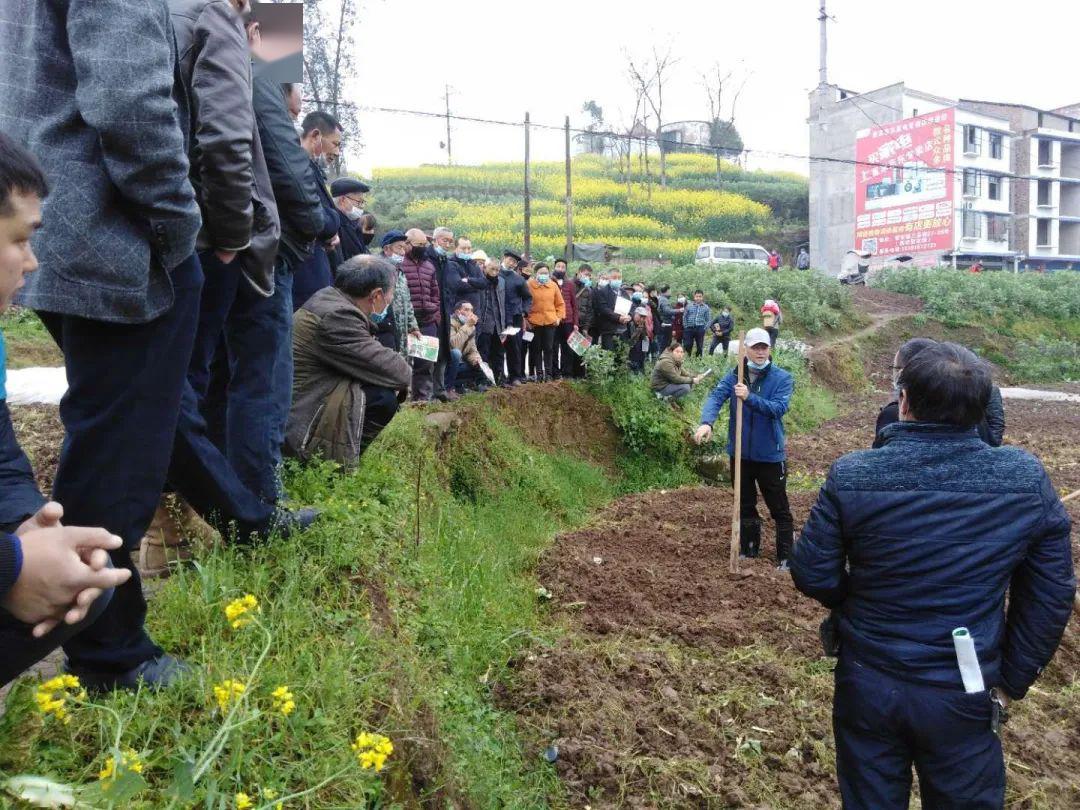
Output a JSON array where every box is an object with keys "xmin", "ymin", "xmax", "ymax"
[{"xmin": 0, "ymin": 3, "xmax": 1075, "ymax": 809}]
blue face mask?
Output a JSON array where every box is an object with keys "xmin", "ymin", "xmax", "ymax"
[
  {"xmin": 580, "ymin": 277, "xmax": 592, "ymax": 287},
  {"xmin": 369, "ymin": 292, "xmax": 390, "ymax": 323},
  {"xmin": 632, "ymin": 292, "xmax": 643, "ymax": 302},
  {"xmin": 536, "ymin": 273, "xmax": 550, "ymax": 284},
  {"xmin": 434, "ymin": 245, "xmax": 447, "ymax": 256},
  {"xmin": 457, "ymin": 252, "xmax": 472, "ymax": 261},
  {"xmin": 609, "ymin": 279, "xmax": 622, "ymax": 290},
  {"xmin": 747, "ymin": 359, "xmax": 771, "ymax": 371},
  {"xmin": 388, "ymin": 253, "xmax": 404, "ymax": 266}
]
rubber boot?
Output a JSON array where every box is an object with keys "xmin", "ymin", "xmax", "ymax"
[
  {"xmin": 776, "ymin": 526, "xmax": 794, "ymax": 567},
  {"xmin": 740, "ymin": 519, "xmax": 761, "ymax": 558}
]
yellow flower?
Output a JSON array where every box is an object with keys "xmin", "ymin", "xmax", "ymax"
[
  {"xmin": 235, "ymin": 792, "xmax": 253, "ymax": 809},
  {"xmin": 224, "ymin": 594, "xmax": 260, "ymax": 629},
  {"xmin": 98, "ymin": 748, "xmax": 144, "ymax": 787},
  {"xmin": 351, "ymin": 732, "xmax": 393, "ymax": 772},
  {"xmin": 213, "ymin": 679, "xmax": 247, "ymax": 712},
  {"xmin": 34, "ymin": 675, "xmax": 86, "ymax": 724},
  {"xmin": 271, "ymin": 685, "xmax": 296, "ymax": 717}
]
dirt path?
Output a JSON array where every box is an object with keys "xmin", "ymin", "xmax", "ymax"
[{"xmin": 809, "ymin": 286, "xmax": 924, "ymax": 357}]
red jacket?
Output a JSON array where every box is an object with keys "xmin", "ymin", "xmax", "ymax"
[
  {"xmin": 401, "ymin": 255, "xmax": 441, "ymax": 326},
  {"xmin": 558, "ymin": 278, "xmax": 578, "ymax": 327}
]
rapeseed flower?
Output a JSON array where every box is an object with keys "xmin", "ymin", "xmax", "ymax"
[
  {"xmin": 98, "ymin": 747, "xmax": 144, "ymax": 786},
  {"xmin": 351, "ymin": 732, "xmax": 393, "ymax": 772},
  {"xmin": 271, "ymin": 685, "xmax": 296, "ymax": 717},
  {"xmin": 224, "ymin": 594, "xmax": 260, "ymax": 629},
  {"xmin": 213, "ymin": 679, "xmax": 247, "ymax": 712},
  {"xmin": 34, "ymin": 675, "xmax": 86, "ymax": 724},
  {"xmin": 235, "ymin": 792, "xmax": 253, "ymax": 809}
]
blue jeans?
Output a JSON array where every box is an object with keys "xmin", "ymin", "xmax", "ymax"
[
  {"xmin": 444, "ymin": 348, "xmax": 481, "ymax": 391},
  {"xmin": 195, "ymin": 255, "xmax": 293, "ymax": 503},
  {"xmin": 40, "ymin": 253, "xmax": 203, "ymax": 673},
  {"xmin": 833, "ymin": 656, "xmax": 1004, "ymax": 810}
]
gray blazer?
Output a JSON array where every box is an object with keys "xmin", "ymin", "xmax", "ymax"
[{"xmin": 0, "ymin": 0, "xmax": 201, "ymax": 324}]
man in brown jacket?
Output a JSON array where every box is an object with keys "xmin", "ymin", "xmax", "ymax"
[{"xmin": 287, "ymin": 256, "xmax": 412, "ymax": 469}]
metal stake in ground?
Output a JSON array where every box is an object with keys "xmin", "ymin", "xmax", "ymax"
[{"xmin": 730, "ymin": 332, "xmax": 748, "ymax": 574}]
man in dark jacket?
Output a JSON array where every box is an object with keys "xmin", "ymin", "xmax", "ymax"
[
  {"xmin": 499, "ymin": 249, "xmax": 532, "ymax": 385},
  {"xmin": 0, "ymin": 0, "xmax": 207, "ymax": 690},
  {"xmin": 293, "ymin": 110, "xmax": 343, "ymax": 310},
  {"xmin": 402, "ymin": 229, "xmax": 442, "ymax": 401},
  {"xmin": 656, "ymin": 286, "xmax": 675, "ymax": 353},
  {"xmin": 553, "ymin": 259, "xmax": 579, "ymax": 378},
  {"xmin": 472, "ymin": 259, "xmax": 508, "ymax": 384},
  {"xmin": 591, "ymin": 269, "xmax": 632, "ymax": 351},
  {"xmin": 0, "ymin": 134, "xmax": 132, "ymax": 686},
  {"xmin": 708, "ymin": 306, "xmax": 735, "ymax": 358},
  {"xmin": 287, "ymin": 256, "xmax": 411, "ymax": 469},
  {"xmin": 329, "ymin": 177, "xmax": 372, "ymax": 267},
  {"xmin": 694, "ymin": 328, "xmax": 795, "ymax": 566},
  {"xmin": 428, "ymin": 227, "xmax": 477, "ymax": 399},
  {"xmin": 791, "ymin": 342, "xmax": 1075, "ymax": 810}
]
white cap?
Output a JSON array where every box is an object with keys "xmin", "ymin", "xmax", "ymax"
[
  {"xmin": 744, "ymin": 327, "xmax": 772, "ymax": 347},
  {"xmin": 634, "ymin": 306, "xmax": 650, "ymax": 317}
]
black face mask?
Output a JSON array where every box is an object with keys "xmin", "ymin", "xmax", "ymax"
[
  {"xmin": 553, "ymin": 270, "xmax": 566, "ymax": 279},
  {"xmin": 409, "ymin": 245, "xmax": 427, "ymax": 261},
  {"xmin": 360, "ymin": 231, "xmax": 375, "ymax": 246}
]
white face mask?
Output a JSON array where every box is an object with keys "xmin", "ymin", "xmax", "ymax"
[{"xmin": 345, "ymin": 207, "xmax": 362, "ymax": 221}]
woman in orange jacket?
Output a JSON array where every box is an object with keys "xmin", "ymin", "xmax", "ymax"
[{"xmin": 524, "ymin": 263, "xmax": 566, "ymax": 382}]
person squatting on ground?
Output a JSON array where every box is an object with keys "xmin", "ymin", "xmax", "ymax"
[
  {"xmin": 0, "ymin": 134, "xmax": 133, "ymax": 686},
  {"xmin": 790, "ymin": 342, "xmax": 1075, "ymax": 810},
  {"xmin": 874, "ymin": 337, "xmax": 1006, "ymax": 449},
  {"xmin": 708, "ymin": 305, "xmax": 734, "ymax": 358},
  {"xmin": 446, "ymin": 302, "xmax": 488, "ymax": 394},
  {"xmin": 694, "ymin": 328, "xmax": 795, "ymax": 568},
  {"xmin": 286, "ymin": 256, "xmax": 411, "ymax": 470},
  {"xmin": 525, "ymin": 263, "xmax": 566, "ymax": 382},
  {"xmin": 650, "ymin": 344, "xmax": 707, "ymax": 403},
  {"xmin": 681, "ymin": 290, "xmax": 711, "ymax": 357}
]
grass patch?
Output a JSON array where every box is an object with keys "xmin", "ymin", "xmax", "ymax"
[{"xmin": 0, "ymin": 308, "xmax": 62, "ymax": 369}]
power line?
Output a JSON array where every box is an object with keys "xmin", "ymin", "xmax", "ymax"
[{"xmin": 307, "ymin": 97, "xmax": 1067, "ymax": 184}]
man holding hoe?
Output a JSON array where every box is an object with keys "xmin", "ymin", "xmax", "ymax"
[{"xmin": 694, "ymin": 328, "xmax": 795, "ymax": 569}]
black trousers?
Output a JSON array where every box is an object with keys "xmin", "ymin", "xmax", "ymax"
[
  {"xmin": 709, "ymin": 333, "xmax": 731, "ymax": 357},
  {"xmin": 360, "ymin": 385, "xmax": 400, "ymax": 454},
  {"xmin": 556, "ymin": 322, "xmax": 577, "ymax": 378},
  {"xmin": 730, "ymin": 457, "xmax": 794, "ymax": 561},
  {"xmin": 39, "ymin": 253, "xmax": 204, "ymax": 673},
  {"xmin": 683, "ymin": 326, "xmax": 706, "ymax": 356},
  {"xmin": 506, "ymin": 315, "xmax": 525, "ymax": 381},
  {"xmin": 532, "ymin": 324, "xmax": 556, "ymax": 379},
  {"xmin": 599, "ymin": 332, "xmax": 622, "ymax": 351}
]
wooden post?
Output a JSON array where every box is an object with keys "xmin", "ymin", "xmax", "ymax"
[
  {"xmin": 524, "ymin": 112, "xmax": 532, "ymax": 261},
  {"xmin": 730, "ymin": 332, "xmax": 748, "ymax": 573},
  {"xmin": 564, "ymin": 115, "xmax": 574, "ymax": 261}
]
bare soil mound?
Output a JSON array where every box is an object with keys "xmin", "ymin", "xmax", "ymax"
[{"xmin": 850, "ymin": 285, "xmax": 924, "ymax": 316}]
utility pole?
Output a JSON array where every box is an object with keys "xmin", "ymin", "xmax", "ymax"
[
  {"xmin": 818, "ymin": 1, "xmax": 829, "ymax": 87},
  {"xmin": 524, "ymin": 112, "xmax": 532, "ymax": 260},
  {"xmin": 564, "ymin": 116, "xmax": 574, "ymax": 262},
  {"xmin": 443, "ymin": 84, "xmax": 453, "ymax": 165}
]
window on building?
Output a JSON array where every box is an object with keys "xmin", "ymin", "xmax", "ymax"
[
  {"xmin": 963, "ymin": 169, "xmax": 979, "ymax": 197},
  {"xmin": 964, "ymin": 125, "xmax": 980, "ymax": 155},
  {"xmin": 1038, "ymin": 179, "xmax": 1053, "ymax": 206},
  {"xmin": 987, "ymin": 175, "xmax": 1002, "ymax": 201},
  {"xmin": 1038, "ymin": 139, "xmax": 1053, "ymax": 166},
  {"xmin": 1037, "ymin": 218, "xmax": 1052, "ymax": 246},
  {"xmin": 987, "ymin": 214, "xmax": 1008, "ymax": 242},
  {"xmin": 989, "ymin": 133, "xmax": 1003, "ymax": 159},
  {"xmin": 962, "ymin": 210, "xmax": 981, "ymax": 239}
]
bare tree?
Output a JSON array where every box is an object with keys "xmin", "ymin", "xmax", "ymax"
[
  {"xmin": 627, "ymin": 47, "xmax": 678, "ymax": 187},
  {"xmin": 701, "ymin": 63, "xmax": 750, "ymax": 188}
]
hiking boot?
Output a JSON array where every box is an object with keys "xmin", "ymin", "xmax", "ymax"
[
  {"xmin": 271, "ymin": 507, "xmax": 321, "ymax": 539},
  {"xmin": 67, "ymin": 654, "xmax": 195, "ymax": 694},
  {"xmin": 776, "ymin": 526, "xmax": 794, "ymax": 567},
  {"xmin": 137, "ymin": 494, "xmax": 220, "ymax": 579}
]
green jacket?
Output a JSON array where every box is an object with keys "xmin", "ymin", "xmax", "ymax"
[{"xmin": 650, "ymin": 352, "xmax": 695, "ymax": 391}]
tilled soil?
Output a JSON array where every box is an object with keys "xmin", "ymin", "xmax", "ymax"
[{"xmin": 507, "ymin": 425, "xmax": 1080, "ymax": 808}]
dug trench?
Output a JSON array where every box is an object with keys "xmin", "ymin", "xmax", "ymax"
[{"xmin": 496, "ymin": 381, "xmax": 1080, "ymax": 803}]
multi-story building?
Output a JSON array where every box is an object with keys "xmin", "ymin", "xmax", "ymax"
[
  {"xmin": 809, "ymin": 82, "xmax": 1020, "ymax": 273},
  {"xmin": 959, "ymin": 100, "xmax": 1080, "ymax": 269}
]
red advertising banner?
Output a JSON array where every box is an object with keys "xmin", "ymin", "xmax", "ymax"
[{"xmin": 854, "ymin": 109, "xmax": 955, "ymax": 257}]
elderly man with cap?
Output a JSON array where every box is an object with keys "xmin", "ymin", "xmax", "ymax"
[
  {"xmin": 378, "ymin": 230, "xmax": 421, "ymax": 360},
  {"xmin": 499, "ymin": 248, "xmax": 532, "ymax": 385},
  {"xmin": 330, "ymin": 177, "xmax": 374, "ymax": 266},
  {"xmin": 693, "ymin": 328, "xmax": 796, "ymax": 569}
]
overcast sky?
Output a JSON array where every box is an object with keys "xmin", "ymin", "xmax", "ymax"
[{"xmin": 345, "ymin": 0, "xmax": 1080, "ymax": 177}]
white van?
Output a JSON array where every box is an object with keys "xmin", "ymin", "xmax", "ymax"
[{"xmin": 695, "ymin": 241, "xmax": 770, "ymax": 266}]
